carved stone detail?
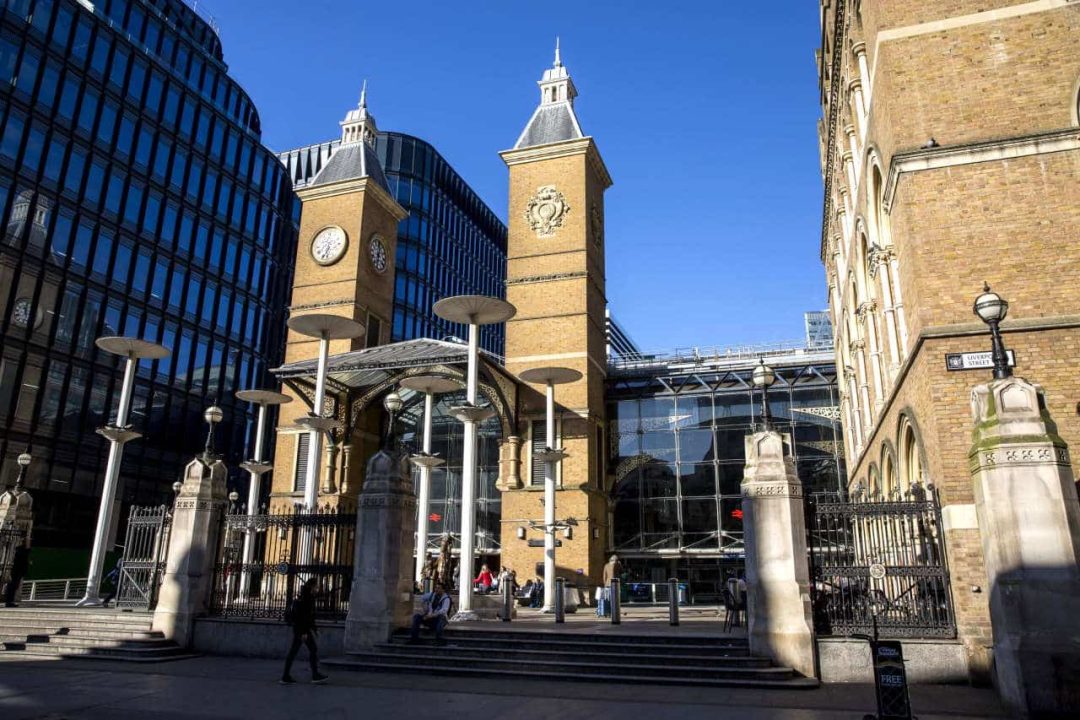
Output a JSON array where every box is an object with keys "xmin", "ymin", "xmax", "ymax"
[{"xmin": 525, "ymin": 185, "xmax": 570, "ymax": 237}]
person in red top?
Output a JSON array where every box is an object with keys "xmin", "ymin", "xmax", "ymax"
[{"xmin": 474, "ymin": 564, "xmax": 494, "ymax": 594}]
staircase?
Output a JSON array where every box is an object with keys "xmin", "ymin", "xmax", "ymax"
[
  {"xmin": 325, "ymin": 628, "xmax": 818, "ymax": 689},
  {"xmin": 0, "ymin": 606, "xmax": 194, "ymax": 662}
]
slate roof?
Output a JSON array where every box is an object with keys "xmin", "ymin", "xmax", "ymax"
[
  {"xmin": 309, "ymin": 141, "xmax": 390, "ymax": 194},
  {"xmin": 514, "ymin": 102, "xmax": 584, "ymax": 150}
]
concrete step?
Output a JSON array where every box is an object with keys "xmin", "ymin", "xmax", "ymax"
[
  {"xmin": 12, "ymin": 644, "xmax": 198, "ymax": 663},
  {"xmin": 374, "ymin": 642, "xmax": 772, "ymax": 668},
  {"xmin": 325, "ymin": 654, "xmax": 817, "ymax": 689},
  {"xmin": 386, "ymin": 632, "xmax": 749, "ymax": 657},
  {"xmin": 395, "ymin": 628, "xmax": 749, "ymax": 647},
  {"xmin": 0, "ymin": 622, "xmax": 162, "ymax": 639},
  {"xmin": 23, "ymin": 635, "xmax": 177, "ymax": 650}
]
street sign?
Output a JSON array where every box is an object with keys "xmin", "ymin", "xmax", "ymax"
[
  {"xmin": 945, "ymin": 349, "xmax": 1015, "ymax": 371},
  {"xmin": 527, "ymin": 539, "xmax": 561, "ymax": 547}
]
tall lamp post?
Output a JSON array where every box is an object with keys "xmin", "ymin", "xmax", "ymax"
[
  {"xmin": 13, "ymin": 450, "xmax": 31, "ymax": 492},
  {"xmin": 235, "ymin": 389, "xmax": 291, "ymax": 596},
  {"xmin": 78, "ymin": 337, "xmax": 169, "ymax": 607},
  {"xmin": 973, "ymin": 283, "xmax": 1013, "ymax": 380},
  {"xmin": 399, "ymin": 376, "xmax": 460, "ymax": 585},
  {"xmin": 519, "ymin": 366, "xmax": 582, "ymax": 613},
  {"xmin": 752, "ymin": 358, "xmax": 777, "ymax": 431},
  {"xmin": 433, "ymin": 295, "xmax": 516, "ymax": 620},
  {"xmin": 286, "ymin": 314, "xmax": 364, "ymax": 511}
]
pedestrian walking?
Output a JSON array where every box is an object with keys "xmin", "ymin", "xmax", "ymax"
[
  {"xmin": 101, "ymin": 558, "xmax": 123, "ymax": 607},
  {"xmin": 281, "ymin": 578, "xmax": 328, "ymax": 685}
]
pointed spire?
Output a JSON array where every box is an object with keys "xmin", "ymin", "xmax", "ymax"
[
  {"xmin": 340, "ymin": 81, "xmax": 378, "ymax": 146},
  {"xmin": 554, "ymin": 37, "xmax": 561, "ymax": 67}
]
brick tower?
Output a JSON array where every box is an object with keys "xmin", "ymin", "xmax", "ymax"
[
  {"xmin": 270, "ymin": 89, "xmax": 407, "ymax": 511},
  {"xmin": 498, "ymin": 45, "xmax": 613, "ymax": 585}
]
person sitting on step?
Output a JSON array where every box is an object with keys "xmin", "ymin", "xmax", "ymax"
[{"xmin": 409, "ymin": 582, "xmax": 452, "ymax": 645}]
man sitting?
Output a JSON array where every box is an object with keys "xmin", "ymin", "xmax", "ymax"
[{"xmin": 409, "ymin": 583, "xmax": 452, "ymax": 644}]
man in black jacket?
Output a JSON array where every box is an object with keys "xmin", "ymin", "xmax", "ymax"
[
  {"xmin": 3, "ymin": 545, "xmax": 29, "ymax": 607},
  {"xmin": 281, "ymin": 578, "xmax": 329, "ymax": 685}
]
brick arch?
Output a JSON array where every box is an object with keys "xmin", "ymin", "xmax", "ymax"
[
  {"xmin": 1072, "ymin": 73, "xmax": 1080, "ymax": 127},
  {"xmin": 895, "ymin": 410, "xmax": 930, "ymax": 499}
]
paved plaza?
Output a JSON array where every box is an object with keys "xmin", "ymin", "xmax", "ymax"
[{"xmin": 0, "ymin": 655, "xmax": 1005, "ymax": 720}]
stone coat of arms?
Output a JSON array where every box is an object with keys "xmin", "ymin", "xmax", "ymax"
[{"xmin": 525, "ymin": 185, "xmax": 570, "ymax": 237}]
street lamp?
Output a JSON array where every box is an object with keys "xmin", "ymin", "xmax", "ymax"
[
  {"xmin": 752, "ymin": 358, "xmax": 777, "ymax": 431},
  {"xmin": 383, "ymin": 391, "xmax": 404, "ymax": 450},
  {"xmin": 519, "ymin": 366, "xmax": 581, "ymax": 614},
  {"xmin": 433, "ymin": 295, "xmax": 516, "ymax": 620},
  {"xmin": 203, "ymin": 405, "xmax": 224, "ymax": 458},
  {"xmin": 14, "ymin": 450, "xmax": 30, "ymax": 492},
  {"xmin": 399, "ymin": 375, "xmax": 459, "ymax": 585},
  {"xmin": 172, "ymin": 480, "xmax": 183, "ymax": 498},
  {"xmin": 77, "ymin": 336, "xmax": 169, "ymax": 607},
  {"xmin": 973, "ymin": 283, "xmax": 1012, "ymax": 380},
  {"xmin": 228, "ymin": 490, "xmax": 240, "ymax": 514}
]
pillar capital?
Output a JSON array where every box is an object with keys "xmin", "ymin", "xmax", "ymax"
[{"xmin": 851, "ymin": 40, "xmax": 867, "ymax": 57}]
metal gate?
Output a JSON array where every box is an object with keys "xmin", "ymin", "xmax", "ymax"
[
  {"xmin": 807, "ymin": 491, "xmax": 955, "ymax": 638},
  {"xmin": 116, "ymin": 504, "xmax": 172, "ymax": 609}
]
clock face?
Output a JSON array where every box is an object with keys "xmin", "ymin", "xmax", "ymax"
[
  {"xmin": 310, "ymin": 226, "xmax": 348, "ymax": 266},
  {"xmin": 369, "ymin": 235, "xmax": 388, "ymax": 274}
]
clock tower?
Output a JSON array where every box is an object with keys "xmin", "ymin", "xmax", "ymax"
[
  {"xmin": 499, "ymin": 47, "xmax": 614, "ymax": 584},
  {"xmin": 269, "ymin": 88, "xmax": 408, "ymax": 510}
]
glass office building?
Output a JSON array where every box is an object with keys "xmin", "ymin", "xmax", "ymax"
[
  {"xmin": 0, "ymin": 0, "xmax": 298, "ymax": 547},
  {"xmin": 607, "ymin": 344, "xmax": 844, "ymax": 600},
  {"xmin": 279, "ymin": 133, "xmax": 508, "ymax": 356}
]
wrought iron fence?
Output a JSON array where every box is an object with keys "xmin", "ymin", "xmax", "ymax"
[
  {"xmin": 807, "ymin": 491, "xmax": 956, "ymax": 638},
  {"xmin": 209, "ymin": 506, "xmax": 356, "ymax": 622},
  {"xmin": 116, "ymin": 505, "xmax": 173, "ymax": 609}
]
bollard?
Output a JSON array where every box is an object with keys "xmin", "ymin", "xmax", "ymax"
[
  {"xmin": 554, "ymin": 577, "xmax": 565, "ymax": 623},
  {"xmin": 668, "ymin": 577, "xmax": 680, "ymax": 626},
  {"xmin": 610, "ymin": 577, "xmax": 621, "ymax": 625},
  {"xmin": 502, "ymin": 579, "xmax": 513, "ymax": 622}
]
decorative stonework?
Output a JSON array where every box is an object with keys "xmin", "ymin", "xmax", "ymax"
[
  {"xmin": 794, "ymin": 406, "xmax": 842, "ymax": 422},
  {"xmin": 590, "ymin": 205, "xmax": 603, "ymax": 247},
  {"xmin": 743, "ymin": 482, "xmax": 804, "ymax": 498},
  {"xmin": 969, "ymin": 444, "xmax": 1070, "ymax": 473},
  {"xmin": 525, "ymin": 185, "xmax": 570, "ymax": 237},
  {"xmin": 506, "ymin": 271, "xmax": 587, "ymax": 286}
]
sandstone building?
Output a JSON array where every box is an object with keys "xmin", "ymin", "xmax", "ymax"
[{"xmin": 817, "ymin": 0, "xmax": 1080, "ymax": 677}]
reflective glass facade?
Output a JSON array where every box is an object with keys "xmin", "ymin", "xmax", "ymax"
[
  {"xmin": 607, "ymin": 352, "xmax": 844, "ymax": 599},
  {"xmin": 279, "ymin": 133, "xmax": 508, "ymax": 356},
  {"xmin": 398, "ymin": 390, "xmax": 501, "ymax": 559},
  {"xmin": 0, "ymin": 0, "xmax": 298, "ymax": 546}
]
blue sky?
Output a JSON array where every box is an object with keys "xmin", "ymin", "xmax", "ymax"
[{"xmin": 207, "ymin": 0, "xmax": 826, "ymax": 353}]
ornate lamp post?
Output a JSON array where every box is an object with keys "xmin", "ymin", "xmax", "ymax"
[
  {"xmin": 973, "ymin": 283, "xmax": 1013, "ymax": 380},
  {"xmin": 203, "ymin": 405, "xmax": 224, "ymax": 458},
  {"xmin": 78, "ymin": 336, "xmax": 169, "ymax": 607},
  {"xmin": 13, "ymin": 450, "xmax": 30, "ymax": 492},
  {"xmin": 519, "ymin": 366, "xmax": 581, "ymax": 613},
  {"xmin": 286, "ymin": 314, "xmax": 365, "ymax": 511},
  {"xmin": 383, "ymin": 390, "xmax": 404, "ymax": 450},
  {"xmin": 399, "ymin": 376, "xmax": 459, "ymax": 585},
  {"xmin": 433, "ymin": 295, "xmax": 516, "ymax": 620},
  {"xmin": 752, "ymin": 358, "xmax": 777, "ymax": 431}
]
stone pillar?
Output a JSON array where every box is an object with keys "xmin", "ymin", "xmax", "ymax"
[
  {"xmin": 0, "ymin": 484, "xmax": 33, "ymax": 587},
  {"xmin": 741, "ymin": 430, "xmax": 815, "ymax": 678},
  {"xmin": 153, "ymin": 455, "xmax": 227, "ymax": 647},
  {"xmin": 497, "ymin": 436, "xmax": 522, "ymax": 490},
  {"xmin": 344, "ymin": 448, "xmax": 417, "ymax": 650},
  {"xmin": 340, "ymin": 443, "xmax": 353, "ymax": 495},
  {"xmin": 322, "ymin": 443, "xmax": 338, "ymax": 495},
  {"xmin": 969, "ymin": 377, "xmax": 1080, "ymax": 717}
]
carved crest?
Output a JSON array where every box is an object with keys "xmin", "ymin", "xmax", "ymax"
[
  {"xmin": 590, "ymin": 205, "xmax": 603, "ymax": 247},
  {"xmin": 525, "ymin": 185, "xmax": 570, "ymax": 237}
]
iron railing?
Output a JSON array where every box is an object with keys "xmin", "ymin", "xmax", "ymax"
[
  {"xmin": 116, "ymin": 505, "xmax": 173, "ymax": 609},
  {"xmin": 807, "ymin": 492, "xmax": 956, "ymax": 638},
  {"xmin": 209, "ymin": 506, "xmax": 356, "ymax": 622},
  {"xmin": 19, "ymin": 577, "xmax": 88, "ymax": 602}
]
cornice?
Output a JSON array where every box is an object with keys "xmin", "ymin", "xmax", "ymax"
[
  {"xmin": 500, "ymin": 137, "xmax": 614, "ymax": 189},
  {"xmin": 297, "ymin": 176, "xmax": 409, "ymax": 221}
]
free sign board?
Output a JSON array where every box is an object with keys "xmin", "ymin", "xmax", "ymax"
[{"xmin": 944, "ymin": 349, "xmax": 1016, "ymax": 371}]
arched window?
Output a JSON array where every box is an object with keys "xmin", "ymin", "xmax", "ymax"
[
  {"xmin": 881, "ymin": 448, "xmax": 897, "ymax": 500},
  {"xmin": 898, "ymin": 419, "xmax": 922, "ymax": 499}
]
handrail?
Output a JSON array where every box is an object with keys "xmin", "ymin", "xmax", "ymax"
[{"xmin": 19, "ymin": 578, "xmax": 88, "ymax": 602}]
